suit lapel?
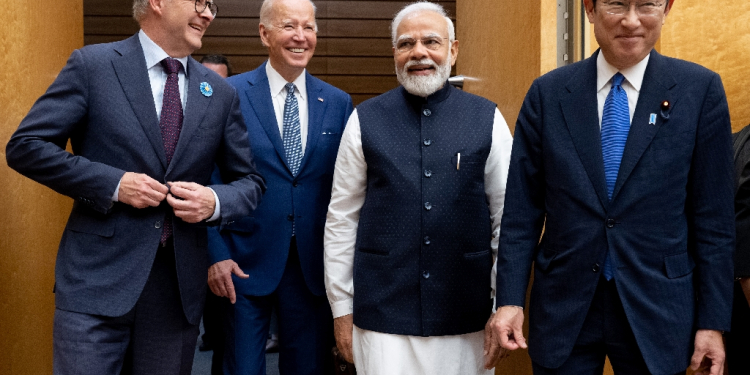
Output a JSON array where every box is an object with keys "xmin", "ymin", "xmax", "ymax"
[
  {"xmin": 112, "ymin": 35, "xmax": 167, "ymax": 170},
  {"xmin": 245, "ymin": 64, "xmax": 290, "ymax": 171},
  {"xmin": 611, "ymin": 51, "xmax": 677, "ymax": 200},
  {"xmin": 561, "ymin": 54, "xmax": 610, "ymax": 209},
  {"xmin": 169, "ymin": 57, "xmax": 211, "ymax": 176},
  {"xmin": 298, "ymin": 73, "xmax": 327, "ymax": 174}
]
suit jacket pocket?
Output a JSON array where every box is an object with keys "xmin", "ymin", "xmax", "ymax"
[
  {"xmin": 221, "ymin": 216, "xmax": 256, "ymax": 234},
  {"xmin": 67, "ymin": 211, "xmax": 115, "ymax": 237},
  {"xmin": 663, "ymin": 252, "xmax": 695, "ymax": 278}
]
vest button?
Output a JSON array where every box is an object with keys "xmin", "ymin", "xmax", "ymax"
[
  {"xmin": 287, "ymin": 214, "xmax": 294, "ymax": 221},
  {"xmin": 606, "ymin": 218, "xmax": 615, "ymax": 228},
  {"xmin": 423, "ymin": 109, "xmax": 432, "ymax": 116},
  {"xmin": 424, "ymin": 236, "xmax": 431, "ymax": 245},
  {"xmin": 154, "ymin": 221, "xmax": 162, "ymax": 229},
  {"xmin": 424, "ymin": 202, "xmax": 432, "ymax": 210},
  {"xmin": 293, "ymin": 181, "xmax": 299, "ymax": 187},
  {"xmin": 422, "ymin": 271, "xmax": 430, "ymax": 279},
  {"xmin": 424, "ymin": 170, "xmax": 432, "ymax": 178},
  {"xmin": 423, "ymin": 139, "xmax": 432, "ymax": 146},
  {"xmin": 592, "ymin": 263, "xmax": 600, "ymax": 272}
]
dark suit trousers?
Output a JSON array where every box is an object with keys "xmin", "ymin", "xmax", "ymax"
[
  {"xmin": 53, "ymin": 241, "xmax": 200, "ymax": 375},
  {"xmin": 224, "ymin": 238, "xmax": 333, "ymax": 375},
  {"xmin": 532, "ymin": 277, "xmax": 686, "ymax": 375},
  {"xmin": 727, "ymin": 282, "xmax": 750, "ymax": 374}
]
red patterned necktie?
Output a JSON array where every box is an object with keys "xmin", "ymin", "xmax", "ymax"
[{"xmin": 159, "ymin": 58, "xmax": 183, "ymax": 245}]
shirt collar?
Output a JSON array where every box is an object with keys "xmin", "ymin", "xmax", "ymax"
[
  {"xmin": 596, "ymin": 51, "xmax": 650, "ymax": 93},
  {"xmin": 265, "ymin": 60, "xmax": 307, "ymax": 102},
  {"xmin": 138, "ymin": 30, "xmax": 189, "ymax": 75}
]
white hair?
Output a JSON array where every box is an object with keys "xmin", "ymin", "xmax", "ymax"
[
  {"xmin": 396, "ymin": 48, "xmax": 452, "ymax": 97},
  {"xmin": 259, "ymin": 0, "xmax": 318, "ymax": 32},
  {"xmin": 391, "ymin": 2, "xmax": 455, "ymax": 46},
  {"xmin": 132, "ymin": 0, "xmax": 149, "ymax": 22}
]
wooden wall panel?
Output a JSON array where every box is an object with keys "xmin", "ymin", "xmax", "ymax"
[
  {"xmin": 83, "ymin": 0, "xmax": 457, "ymax": 104},
  {"xmin": 0, "ymin": 1, "xmax": 82, "ymax": 374}
]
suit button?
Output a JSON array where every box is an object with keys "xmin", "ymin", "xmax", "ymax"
[
  {"xmin": 424, "ymin": 236, "xmax": 431, "ymax": 245},
  {"xmin": 154, "ymin": 221, "xmax": 162, "ymax": 229},
  {"xmin": 424, "ymin": 202, "xmax": 432, "ymax": 210},
  {"xmin": 422, "ymin": 271, "xmax": 430, "ymax": 279},
  {"xmin": 606, "ymin": 218, "xmax": 615, "ymax": 228},
  {"xmin": 592, "ymin": 263, "xmax": 600, "ymax": 272},
  {"xmin": 293, "ymin": 181, "xmax": 299, "ymax": 187},
  {"xmin": 424, "ymin": 170, "xmax": 432, "ymax": 178},
  {"xmin": 423, "ymin": 109, "xmax": 432, "ymax": 116},
  {"xmin": 287, "ymin": 214, "xmax": 294, "ymax": 221},
  {"xmin": 423, "ymin": 139, "xmax": 432, "ymax": 146}
]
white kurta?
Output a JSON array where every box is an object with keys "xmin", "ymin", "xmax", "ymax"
[{"xmin": 324, "ymin": 105, "xmax": 513, "ymax": 375}]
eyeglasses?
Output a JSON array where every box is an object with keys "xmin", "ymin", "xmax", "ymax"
[
  {"xmin": 600, "ymin": 1, "xmax": 665, "ymax": 17},
  {"xmin": 395, "ymin": 36, "xmax": 450, "ymax": 54},
  {"xmin": 195, "ymin": 0, "xmax": 218, "ymax": 17}
]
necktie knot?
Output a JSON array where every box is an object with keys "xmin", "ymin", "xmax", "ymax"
[
  {"xmin": 612, "ymin": 72, "xmax": 625, "ymax": 89},
  {"xmin": 285, "ymin": 83, "xmax": 296, "ymax": 96},
  {"xmin": 161, "ymin": 58, "xmax": 182, "ymax": 75}
]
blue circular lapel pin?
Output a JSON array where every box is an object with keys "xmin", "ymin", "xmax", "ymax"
[{"xmin": 200, "ymin": 82, "xmax": 213, "ymax": 97}]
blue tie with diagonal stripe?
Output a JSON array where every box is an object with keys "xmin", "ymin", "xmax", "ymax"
[
  {"xmin": 601, "ymin": 72, "xmax": 629, "ymax": 280},
  {"xmin": 282, "ymin": 83, "xmax": 303, "ymax": 176}
]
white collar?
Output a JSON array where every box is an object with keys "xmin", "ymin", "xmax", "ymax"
[
  {"xmin": 265, "ymin": 61, "xmax": 307, "ymax": 102},
  {"xmin": 596, "ymin": 51, "xmax": 650, "ymax": 93},
  {"xmin": 138, "ymin": 30, "xmax": 189, "ymax": 74}
]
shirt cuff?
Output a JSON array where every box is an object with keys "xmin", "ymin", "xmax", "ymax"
[
  {"xmin": 207, "ymin": 188, "xmax": 220, "ymax": 222},
  {"xmin": 330, "ymin": 298, "xmax": 354, "ymax": 319},
  {"xmin": 112, "ymin": 178, "xmax": 122, "ymax": 201}
]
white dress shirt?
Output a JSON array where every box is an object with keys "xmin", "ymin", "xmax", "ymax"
[
  {"xmin": 266, "ymin": 61, "xmax": 309, "ymax": 154},
  {"xmin": 324, "ymin": 105, "xmax": 513, "ymax": 375},
  {"xmin": 596, "ymin": 52, "xmax": 650, "ymax": 127},
  {"xmin": 113, "ymin": 30, "xmax": 220, "ymax": 222}
]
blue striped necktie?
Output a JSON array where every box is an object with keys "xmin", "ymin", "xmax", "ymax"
[
  {"xmin": 282, "ymin": 83, "xmax": 303, "ymax": 176},
  {"xmin": 601, "ymin": 72, "xmax": 629, "ymax": 280}
]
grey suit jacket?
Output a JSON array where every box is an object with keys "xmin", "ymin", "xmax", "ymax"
[{"xmin": 6, "ymin": 34, "xmax": 265, "ymax": 324}]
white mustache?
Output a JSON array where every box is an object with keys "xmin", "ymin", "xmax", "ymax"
[{"xmin": 404, "ymin": 59, "xmax": 437, "ymax": 70}]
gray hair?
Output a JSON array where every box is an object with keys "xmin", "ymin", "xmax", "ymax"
[
  {"xmin": 132, "ymin": 0, "xmax": 149, "ymax": 22},
  {"xmin": 259, "ymin": 0, "xmax": 318, "ymax": 32},
  {"xmin": 391, "ymin": 1, "xmax": 455, "ymax": 46}
]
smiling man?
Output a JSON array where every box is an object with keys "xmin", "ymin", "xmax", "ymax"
[
  {"xmin": 5, "ymin": 0, "xmax": 265, "ymax": 374},
  {"xmin": 206, "ymin": 0, "xmax": 352, "ymax": 374},
  {"xmin": 323, "ymin": 2, "xmax": 513, "ymax": 374},
  {"xmin": 486, "ymin": 1, "xmax": 734, "ymax": 375}
]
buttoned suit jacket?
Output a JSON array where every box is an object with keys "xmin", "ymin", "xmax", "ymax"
[
  {"xmin": 496, "ymin": 50, "xmax": 735, "ymax": 375},
  {"xmin": 5, "ymin": 34, "xmax": 265, "ymax": 325},
  {"xmin": 209, "ymin": 62, "xmax": 353, "ymax": 297}
]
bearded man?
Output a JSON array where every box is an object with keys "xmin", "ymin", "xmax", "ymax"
[{"xmin": 323, "ymin": 2, "xmax": 513, "ymax": 374}]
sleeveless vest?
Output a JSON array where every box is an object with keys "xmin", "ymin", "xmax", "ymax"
[{"xmin": 354, "ymin": 83, "xmax": 496, "ymax": 336}]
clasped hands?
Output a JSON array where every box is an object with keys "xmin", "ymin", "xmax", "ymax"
[{"xmin": 118, "ymin": 172, "xmax": 215, "ymax": 223}]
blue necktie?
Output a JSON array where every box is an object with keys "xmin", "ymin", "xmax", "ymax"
[
  {"xmin": 282, "ymin": 83, "xmax": 303, "ymax": 176},
  {"xmin": 282, "ymin": 83, "xmax": 302, "ymax": 236},
  {"xmin": 601, "ymin": 72, "xmax": 629, "ymax": 280}
]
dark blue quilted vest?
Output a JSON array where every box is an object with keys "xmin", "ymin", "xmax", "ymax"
[{"xmin": 353, "ymin": 83, "xmax": 496, "ymax": 336}]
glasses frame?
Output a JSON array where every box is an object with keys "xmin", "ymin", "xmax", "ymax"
[
  {"xmin": 395, "ymin": 35, "xmax": 451, "ymax": 54},
  {"xmin": 195, "ymin": 0, "xmax": 218, "ymax": 17},
  {"xmin": 600, "ymin": 1, "xmax": 666, "ymax": 17}
]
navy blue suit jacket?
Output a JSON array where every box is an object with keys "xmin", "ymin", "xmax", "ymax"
[
  {"xmin": 6, "ymin": 34, "xmax": 265, "ymax": 325},
  {"xmin": 209, "ymin": 62, "xmax": 352, "ymax": 297},
  {"xmin": 496, "ymin": 50, "xmax": 735, "ymax": 374}
]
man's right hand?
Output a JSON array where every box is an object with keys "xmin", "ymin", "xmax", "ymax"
[
  {"xmin": 118, "ymin": 172, "xmax": 168, "ymax": 208},
  {"xmin": 334, "ymin": 314, "xmax": 355, "ymax": 363},
  {"xmin": 487, "ymin": 305, "xmax": 528, "ymax": 351},
  {"xmin": 208, "ymin": 259, "xmax": 249, "ymax": 304}
]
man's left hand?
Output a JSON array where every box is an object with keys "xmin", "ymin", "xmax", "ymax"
[
  {"xmin": 483, "ymin": 312, "xmax": 510, "ymax": 369},
  {"xmin": 166, "ymin": 181, "xmax": 216, "ymax": 223},
  {"xmin": 690, "ymin": 329, "xmax": 725, "ymax": 375}
]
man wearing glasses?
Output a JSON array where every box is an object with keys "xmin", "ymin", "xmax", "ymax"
[
  {"xmin": 324, "ymin": 2, "xmax": 513, "ymax": 374},
  {"xmin": 486, "ymin": 1, "xmax": 734, "ymax": 374},
  {"xmin": 5, "ymin": 0, "xmax": 264, "ymax": 374}
]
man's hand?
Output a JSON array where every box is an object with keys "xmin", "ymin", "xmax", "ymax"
[
  {"xmin": 483, "ymin": 312, "xmax": 510, "ymax": 369},
  {"xmin": 740, "ymin": 277, "xmax": 750, "ymax": 308},
  {"xmin": 208, "ymin": 259, "xmax": 248, "ymax": 304},
  {"xmin": 118, "ymin": 172, "xmax": 168, "ymax": 208},
  {"xmin": 334, "ymin": 314, "xmax": 355, "ymax": 363},
  {"xmin": 690, "ymin": 329, "xmax": 725, "ymax": 375},
  {"xmin": 487, "ymin": 305, "xmax": 527, "ymax": 352},
  {"xmin": 166, "ymin": 181, "xmax": 216, "ymax": 223}
]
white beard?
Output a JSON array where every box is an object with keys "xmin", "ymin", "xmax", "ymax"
[{"xmin": 396, "ymin": 53, "xmax": 452, "ymax": 97}]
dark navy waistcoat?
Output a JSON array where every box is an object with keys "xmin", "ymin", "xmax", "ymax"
[{"xmin": 354, "ymin": 83, "xmax": 496, "ymax": 336}]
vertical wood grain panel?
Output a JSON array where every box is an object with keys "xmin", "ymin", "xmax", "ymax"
[{"xmin": 0, "ymin": 1, "xmax": 82, "ymax": 374}]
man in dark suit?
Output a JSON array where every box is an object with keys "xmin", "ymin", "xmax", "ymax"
[
  {"xmin": 5, "ymin": 0, "xmax": 265, "ymax": 374},
  {"xmin": 485, "ymin": 1, "xmax": 734, "ymax": 374},
  {"xmin": 206, "ymin": 0, "xmax": 352, "ymax": 373}
]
